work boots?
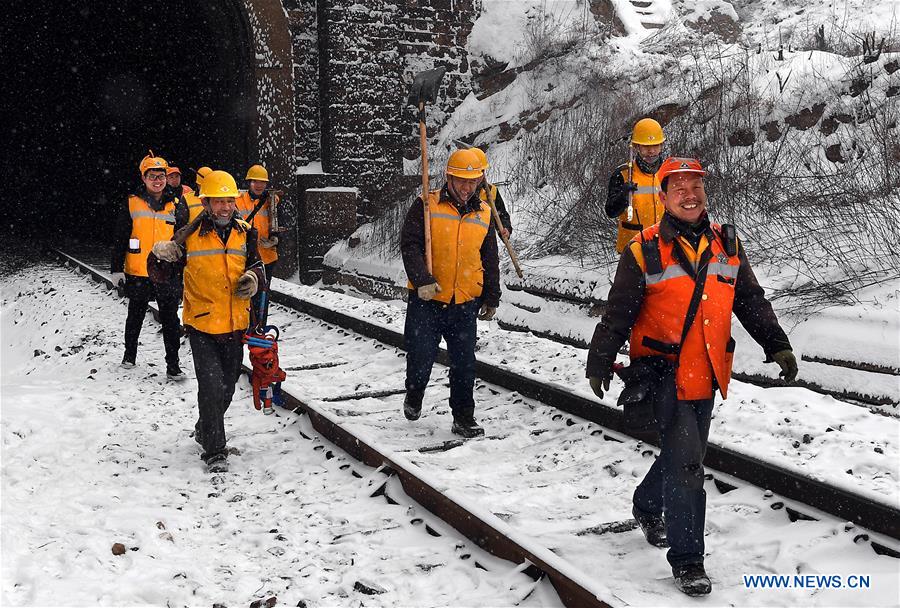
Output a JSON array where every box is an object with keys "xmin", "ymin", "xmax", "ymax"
[
  {"xmin": 632, "ymin": 505, "xmax": 668, "ymax": 548},
  {"xmin": 206, "ymin": 454, "xmax": 228, "ymax": 474},
  {"xmin": 166, "ymin": 365, "xmax": 185, "ymax": 381},
  {"xmin": 403, "ymin": 390, "xmax": 425, "ymax": 421},
  {"xmin": 451, "ymin": 415, "xmax": 484, "ymax": 438},
  {"xmin": 673, "ymin": 563, "xmax": 712, "ymax": 596}
]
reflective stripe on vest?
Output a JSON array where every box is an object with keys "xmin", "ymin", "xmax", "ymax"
[
  {"xmin": 407, "ymin": 190, "xmax": 491, "ymax": 305},
  {"xmin": 182, "ymin": 226, "xmax": 250, "ymax": 334},
  {"xmin": 124, "ymin": 195, "xmax": 176, "ymax": 277},
  {"xmin": 615, "ymin": 165, "xmax": 663, "ymax": 254},
  {"xmin": 628, "ymin": 224, "xmax": 741, "ymax": 400}
]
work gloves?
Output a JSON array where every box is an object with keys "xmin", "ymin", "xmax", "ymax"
[
  {"xmin": 110, "ymin": 272, "xmax": 125, "ymax": 287},
  {"xmin": 152, "ymin": 240, "xmax": 183, "ymax": 262},
  {"xmin": 588, "ymin": 357, "xmax": 614, "ymax": 399},
  {"xmin": 259, "ymin": 236, "xmax": 279, "ymax": 249},
  {"xmin": 235, "ymin": 271, "xmax": 259, "ymax": 299},
  {"xmin": 772, "ymin": 349, "xmax": 798, "ymax": 382},
  {"xmin": 478, "ymin": 305, "xmax": 497, "ymax": 321},
  {"xmin": 417, "ymin": 282, "xmax": 441, "ymax": 301},
  {"xmin": 624, "ymin": 181, "xmax": 638, "ymax": 193}
]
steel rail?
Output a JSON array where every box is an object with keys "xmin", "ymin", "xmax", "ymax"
[
  {"xmin": 53, "ymin": 249, "xmax": 613, "ymax": 607},
  {"xmin": 53, "ymin": 250, "xmax": 900, "ymax": 546}
]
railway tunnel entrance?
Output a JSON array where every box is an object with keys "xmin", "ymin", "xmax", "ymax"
[{"xmin": 5, "ymin": 0, "xmax": 256, "ymax": 244}]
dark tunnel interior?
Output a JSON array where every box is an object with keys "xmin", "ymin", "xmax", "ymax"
[{"xmin": 3, "ymin": 1, "xmax": 256, "ymax": 247}]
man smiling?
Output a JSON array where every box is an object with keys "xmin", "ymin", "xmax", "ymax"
[{"xmin": 586, "ymin": 157, "xmax": 797, "ymax": 596}]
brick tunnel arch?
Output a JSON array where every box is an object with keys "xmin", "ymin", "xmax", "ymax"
[{"xmin": 4, "ymin": 0, "xmax": 295, "ymax": 267}]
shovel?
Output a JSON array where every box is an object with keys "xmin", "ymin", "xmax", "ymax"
[{"xmin": 408, "ymin": 66, "xmax": 446, "ymax": 274}]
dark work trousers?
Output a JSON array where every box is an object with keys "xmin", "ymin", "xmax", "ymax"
[
  {"xmin": 404, "ymin": 293, "xmax": 480, "ymax": 419},
  {"xmin": 632, "ymin": 388, "xmax": 715, "ymax": 568},
  {"xmin": 188, "ymin": 330, "xmax": 244, "ymax": 463},
  {"xmin": 123, "ymin": 275, "xmax": 181, "ymax": 368}
]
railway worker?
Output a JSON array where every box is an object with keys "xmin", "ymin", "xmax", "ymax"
[
  {"xmin": 472, "ymin": 147, "xmax": 513, "ymax": 240},
  {"xmin": 236, "ymin": 164, "xmax": 279, "ymax": 287},
  {"xmin": 605, "ymin": 118, "xmax": 666, "ymax": 253},
  {"xmin": 400, "ymin": 148, "xmax": 501, "ymax": 438},
  {"xmin": 181, "ymin": 166, "xmax": 212, "ymax": 222},
  {"xmin": 110, "ymin": 151, "xmax": 184, "ymax": 379},
  {"xmin": 152, "ymin": 170, "xmax": 265, "ymax": 474},
  {"xmin": 166, "ymin": 166, "xmax": 193, "ymax": 196},
  {"xmin": 585, "ymin": 157, "xmax": 798, "ymax": 596}
]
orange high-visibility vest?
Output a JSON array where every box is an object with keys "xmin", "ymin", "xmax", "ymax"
[
  {"xmin": 408, "ymin": 190, "xmax": 492, "ymax": 305},
  {"xmin": 627, "ymin": 223, "xmax": 741, "ymax": 400},
  {"xmin": 615, "ymin": 164, "xmax": 663, "ymax": 253},
  {"xmin": 236, "ymin": 191, "xmax": 278, "ymax": 265},
  {"xmin": 182, "ymin": 221, "xmax": 252, "ymax": 334},
  {"xmin": 124, "ymin": 195, "xmax": 176, "ymax": 277}
]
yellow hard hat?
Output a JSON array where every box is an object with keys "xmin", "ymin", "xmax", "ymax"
[
  {"xmin": 245, "ymin": 164, "xmax": 269, "ymax": 182},
  {"xmin": 139, "ymin": 150, "xmax": 168, "ymax": 175},
  {"xmin": 471, "ymin": 147, "xmax": 489, "ymax": 170},
  {"xmin": 632, "ymin": 118, "xmax": 665, "ymax": 145},
  {"xmin": 195, "ymin": 166, "xmax": 213, "ymax": 187},
  {"xmin": 199, "ymin": 170, "xmax": 240, "ymax": 198},
  {"xmin": 446, "ymin": 149, "xmax": 484, "ymax": 179}
]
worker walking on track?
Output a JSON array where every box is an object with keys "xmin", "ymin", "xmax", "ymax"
[
  {"xmin": 586, "ymin": 157, "xmax": 798, "ymax": 596},
  {"xmin": 471, "ymin": 147, "xmax": 513, "ymax": 240},
  {"xmin": 110, "ymin": 151, "xmax": 184, "ymax": 379},
  {"xmin": 606, "ymin": 118, "xmax": 666, "ymax": 253},
  {"xmin": 152, "ymin": 170, "xmax": 265, "ymax": 473},
  {"xmin": 400, "ymin": 148, "xmax": 501, "ymax": 438},
  {"xmin": 236, "ymin": 164, "xmax": 279, "ymax": 286}
]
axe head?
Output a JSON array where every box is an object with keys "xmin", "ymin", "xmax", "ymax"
[{"xmin": 408, "ymin": 66, "xmax": 447, "ymax": 106}]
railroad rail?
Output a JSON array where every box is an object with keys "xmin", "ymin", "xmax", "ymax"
[{"xmin": 54, "ymin": 250, "xmax": 900, "ymax": 558}]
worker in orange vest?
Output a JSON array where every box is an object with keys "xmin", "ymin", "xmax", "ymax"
[
  {"xmin": 166, "ymin": 166, "xmax": 193, "ymax": 196},
  {"xmin": 586, "ymin": 157, "xmax": 797, "ymax": 596},
  {"xmin": 400, "ymin": 149, "xmax": 501, "ymax": 438},
  {"xmin": 110, "ymin": 151, "xmax": 183, "ymax": 379},
  {"xmin": 606, "ymin": 118, "xmax": 666, "ymax": 253},
  {"xmin": 152, "ymin": 170, "xmax": 264, "ymax": 473},
  {"xmin": 236, "ymin": 164, "xmax": 279, "ymax": 286}
]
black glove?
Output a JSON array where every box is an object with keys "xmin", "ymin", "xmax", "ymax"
[
  {"xmin": 623, "ymin": 181, "xmax": 638, "ymax": 193},
  {"xmin": 772, "ymin": 350, "xmax": 798, "ymax": 382},
  {"xmin": 587, "ymin": 358, "xmax": 614, "ymax": 398}
]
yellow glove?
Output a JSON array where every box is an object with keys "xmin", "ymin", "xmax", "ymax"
[{"xmin": 417, "ymin": 282, "xmax": 441, "ymax": 301}]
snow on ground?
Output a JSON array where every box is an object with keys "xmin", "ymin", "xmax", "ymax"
[
  {"xmin": 273, "ymin": 278, "xmax": 900, "ymax": 508},
  {"xmin": 257, "ymin": 289, "xmax": 900, "ymax": 607},
  {"xmin": 0, "ymin": 264, "xmax": 559, "ymax": 607}
]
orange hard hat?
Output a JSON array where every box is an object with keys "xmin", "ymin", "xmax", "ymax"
[
  {"xmin": 657, "ymin": 157, "xmax": 706, "ymax": 186},
  {"xmin": 139, "ymin": 150, "xmax": 168, "ymax": 175},
  {"xmin": 446, "ymin": 149, "xmax": 484, "ymax": 179},
  {"xmin": 166, "ymin": 166, "xmax": 181, "ymax": 176},
  {"xmin": 471, "ymin": 147, "xmax": 489, "ymax": 170}
]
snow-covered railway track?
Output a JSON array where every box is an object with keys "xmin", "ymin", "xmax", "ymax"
[{"xmin": 55, "ymin": 251, "xmax": 900, "ymax": 605}]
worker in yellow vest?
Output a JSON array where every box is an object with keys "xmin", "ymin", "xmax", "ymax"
[
  {"xmin": 471, "ymin": 147, "xmax": 513, "ymax": 240},
  {"xmin": 606, "ymin": 118, "xmax": 666, "ymax": 253},
  {"xmin": 180, "ymin": 166, "xmax": 212, "ymax": 222},
  {"xmin": 151, "ymin": 170, "xmax": 264, "ymax": 473},
  {"xmin": 110, "ymin": 151, "xmax": 183, "ymax": 379},
  {"xmin": 236, "ymin": 164, "xmax": 279, "ymax": 285},
  {"xmin": 399, "ymin": 149, "xmax": 501, "ymax": 438}
]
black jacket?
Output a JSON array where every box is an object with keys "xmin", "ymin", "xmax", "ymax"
[
  {"xmin": 111, "ymin": 185, "xmax": 179, "ymax": 274},
  {"xmin": 586, "ymin": 212, "xmax": 791, "ymax": 378},
  {"xmin": 400, "ymin": 185, "xmax": 501, "ymax": 308}
]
